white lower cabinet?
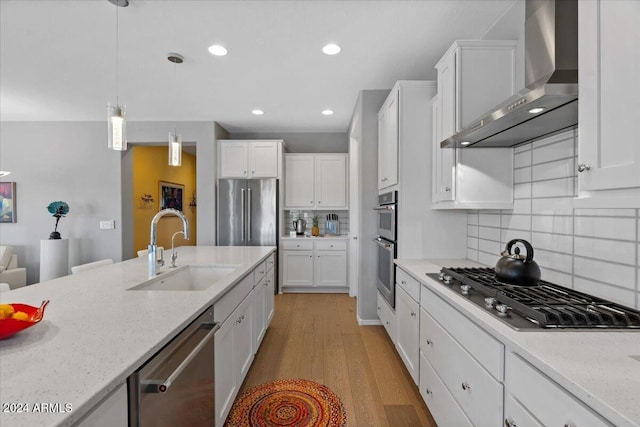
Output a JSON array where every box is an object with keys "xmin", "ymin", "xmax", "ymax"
[
  {"xmin": 505, "ymin": 352, "xmax": 613, "ymax": 427},
  {"xmin": 73, "ymin": 383, "xmax": 127, "ymax": 427},
  {"xmin": 282, "ymin": 249, "xmax": 314, "ymax": 287},
  {"xmin": 376, "ymin": 292, "xmax": 395, "ymax": 344},
  {"xmin": 282, "ymin": 239, "xmax": 347, "ymax": 291},
  {"xmin": 419, "ymin": 352, "xmax": 472, "ymax": 427},
  {"xmin": 504, "ymin": 393, "xmax": 543, "ymax": 427},
  {"xmin": 253, "ymin": 257, "xmax": 275, "ymax": 351},
  {"xmin": 395, "ymin": 284, "xmax": 419, "ymax": 385}
]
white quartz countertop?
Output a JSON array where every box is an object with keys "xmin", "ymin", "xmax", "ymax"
[
  {"xmin": 0, "ymin": 246, "xmax": 274, "ymax": 427},
  {"xmin": 395, "ymin": 258, "xmax": 640, "ymax": 427}
]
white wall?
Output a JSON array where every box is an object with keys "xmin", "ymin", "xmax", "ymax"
[
  {"xmin": 467, "ymin": 130, "xmax": 640, "ymax": 309},
  {"xmin": 0, "ymin": 121, "xmax": 122, "ymax": 284},
  {"xmin": 0, "ymin": 120, "xmax": 217, "ymax": 283},
  {"xmin": 230, "ymin": 132, "xmax": 348, "ymax": 153}
]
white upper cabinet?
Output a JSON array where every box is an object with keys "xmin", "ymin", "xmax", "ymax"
[
  {"xmin": 577, "ymin": 0, "xmax": 640, "ymax": 206},
  {"xmin": 218, "ymin": 140, "xmax": 282, "ymax": 179},
  {"xmin": 378, "ymin": 90, "xmax": 399, "ymax": 190},
  {"xmin": 284, "ymin": 154, "xmax": 348, "ymax": 210},
  {"xmin": 432, "ymin": 41, "xmax": 516, "ymax": 209},
  {"xmin": 436, "ymin": 40, "xmax": 518, "ymax": 140}
]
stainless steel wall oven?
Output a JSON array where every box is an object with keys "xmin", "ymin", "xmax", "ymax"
[{"xmin": 374, "ymin": 191, "xmax": 397, "ymax": 308}]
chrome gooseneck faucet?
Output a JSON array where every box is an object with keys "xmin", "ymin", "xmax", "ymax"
[{"xmin": 149, "ymin": 208, "xmax": 190, "ymax": 278}]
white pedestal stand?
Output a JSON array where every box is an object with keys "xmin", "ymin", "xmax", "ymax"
[{"xmin": 40, "ymin": 239, "xmax": 69, "ymax": 282}]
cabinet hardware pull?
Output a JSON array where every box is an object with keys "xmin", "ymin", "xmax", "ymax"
[
  {"xmin": 426, "ymin": 339, "xmax": 433, "ymax": 345},
  {"xmin": 410, "ymin": 312, "xmax": 416, "ymax": 317},
  {"xmin": 425, "ymin": 388, "xmax": 432, "ymax": 395},
  {"xmin": 445, "ymin": 187, "xmax": 451, "ymax": 192},
  {"xmin": 252, "ymin": 170, "xmax": 255, "ymax": 174},
  {"xmin": 401, "ymin": 280, "xmax": 406, "ymax": 284},
  {"xmin": 318, "ymin": 201, "xmax": 321, "ymax": 204},
  {"xmin": 310, "ymin": 201, "xmax": 313, "ymax": 204},
  {"xmin": 461, "ymin": 382, "xmax": 470, "ymax": 391},
  {"xmin": 505, "ymin": 418, "xmax": 516, "ymax": 427},
  {"xmin": 577, "ymin": 163, "xmax": 591, "ymax": 172}
]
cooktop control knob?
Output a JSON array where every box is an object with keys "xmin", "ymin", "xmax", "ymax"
[
  {"xmin": 460, "ymin": 284, "xmax": 471, "ymax": 295},
  {"xmin": 438, "ymin": 271, "xmax": 446, "ymax": 281},
  {"xmin": 443, "ymin": 275, "xmax": 452, "ymax": 285},
  {"xmin": 484, "ymin": 297, "xmax": 497, "ymax": 309},
  {"xmin": 496, "ymin": 304, "xmax": 511, "ymax": 317}
]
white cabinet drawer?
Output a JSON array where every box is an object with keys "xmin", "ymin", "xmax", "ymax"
[
  {"xmin": 421, "ymin": 307, "xmax": 504, "ymax": 426},
  {"xmin": 254, "ymin": 260, "xmax": 267, "ymax": 284},
  {"xmin": 265, "ymin": 253, "xmax": 275, "ymax": 272},
  {"xmin": 420, "ymin": 283, "xmax": 503, "ymax": 380},
  {"xmin": 281, "ymin": 239, "xmax": 313, "ymax": 250},
  {"xmin": 504, "ymin": 392, "xmax": 543, "ymax": 427},
  {"xmin": 214, "ymin": 272, "xmax": 254, "ymax": 323},
  {"xmin": 420, "ymin": 352, "xmax": 473, "ymax": 427},
  {"xmin": 505, "ymin": 352, "xmax": 613, "ymax": 427},
  {"xmin": 377, "ymin": 292, "xmax": 396, "ymax": 343},
  {"xmin": 396, "ymin": 268, "xmax": 420, "ymax": 302},
  {"xmin": 314, "ymin": 239, "xmax": 347, "ymax": 251}
]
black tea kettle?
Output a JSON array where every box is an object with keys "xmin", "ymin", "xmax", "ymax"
[{"xmin": 495, "ymin": 239, "xmax": 541, "ymax": 286}]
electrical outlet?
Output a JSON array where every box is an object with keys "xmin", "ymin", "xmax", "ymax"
[{"xmin": 100, "ymin": 220, "xmax": 116, "ymax": 230}]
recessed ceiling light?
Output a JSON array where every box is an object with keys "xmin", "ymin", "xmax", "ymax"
[
  {"xmin": 208, "ymin": 44, "xmax": 228, "ymax": 56},
  {"xmin": 322, "ymin": 43, "xmax": 341, "ymax": 55},
  {"xmin": 252, "ymin": 109, "xmax": 264, "ymax": 116},
  {"xmin": 322, "ymin": 109, "xmax": 334, "ymax": 115},
  {"xmin": 528, "ymin": 107, "xmax": 545, "ymax": 114},
  {"xmin": 460, "ymin": 141, "xmax": 471, "ymax": 146},
  {"xmin": 0, "ymin": 171, "xmax": 11, "ymax": 177}
]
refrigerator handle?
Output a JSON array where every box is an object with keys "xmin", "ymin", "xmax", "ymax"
[
  {"xmin": 247, "ymin": 188, "xmax": 252, "ymax": 241},
  {"xmin": 241, "ymin": 188, "xmax": 246, "ymax": 241}
]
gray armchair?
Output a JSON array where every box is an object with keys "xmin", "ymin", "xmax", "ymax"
[{"xmin": 0, "ymin": 246, "xmax": 27, "ymax": 289}]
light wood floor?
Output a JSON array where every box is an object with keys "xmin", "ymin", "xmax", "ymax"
[{"xmin": 239, "ymin": 293, "xmax": 437, "ymax": 427}]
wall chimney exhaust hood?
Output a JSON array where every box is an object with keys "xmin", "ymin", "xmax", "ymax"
[{"xmin": 442, "ymin": 0, "xmax": 578, "ymax": 149}]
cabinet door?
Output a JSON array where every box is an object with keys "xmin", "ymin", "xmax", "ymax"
[
  {"xmin": 579, "ymin": 0, "xmax": 640, "ymax": 191},
  {"xmin": 253, "ymin": 278, "xmax": 266, "ymax": 351},
  {"xmin": 282, "ymin": 250, "xmax": 314, "ymax": 287},
  {"xmin": 265, "ymin": 269, "xmax": 275, "ymax": 325},
  {"xmin": 214, "ymin": 317, "xmax": 236, "ymax": 427},
  {"xmin": 395, "ymin": 285, "xmax": 419, "ymax": 385},
  {"xmin": 284, "ymin": 156, "xmax": 315, "ymax": 208},
  {"xmin": 377, "ymin": 111, "xmax": 387, "ymax": 190},
  {"xmin": 314, "ymin": 250, "xmax": 347, "ymax": 287},
  {"xmin": 315, "ymin": 155, "xmax": 347, "ymax": 209},
  {"xmin": 432, "ymin": 95, "xmax": 455, "ymax": 202},
  {"xmin": 74, "ymin": 383, "xmax": 127, "ymax": 427},
  {"xmin": 234, "ymin": 295, "xmax": 254, "ymax": 382},
  {"xmin": 438, "ymin": 50, "xmax": 457, "ymax": 141},
  {"xmin": 385, "ymin": 91, "xmax": 399, "ymax": 188},
  {"xmin": 219, "ymin": 142, "xmax": 249, "ymax": 178},
  {"xmin": 504, "ymin": 393, "xmax": 543, "ymax": 427},
  {"xmin": 249, "ymin": 141, "xmax": 279, "ymax": 178}
]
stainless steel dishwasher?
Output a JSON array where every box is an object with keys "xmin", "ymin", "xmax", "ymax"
[{"xmin": 128, "ymin": 306, "xmax": 219, "ymax": 427}]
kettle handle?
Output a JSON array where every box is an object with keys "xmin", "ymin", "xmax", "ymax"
[{"xmin": 504, "ymin": 239, "xmax": 534, "ymax": 263}]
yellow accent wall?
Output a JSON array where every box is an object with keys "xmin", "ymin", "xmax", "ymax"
[{"xmin": 132, "ymin": 146, "xmax": 197, "ymax": 255}]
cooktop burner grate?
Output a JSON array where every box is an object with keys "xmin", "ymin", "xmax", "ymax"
[{"xmin": 440, "ymin": 267, "xmax": 640, "ymax": 329}]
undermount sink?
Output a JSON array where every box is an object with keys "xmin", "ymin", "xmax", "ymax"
[{"xmin": 128, "ymin": 264, "xmax": 240, "ymax": 291}]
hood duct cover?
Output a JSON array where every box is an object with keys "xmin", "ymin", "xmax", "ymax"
[{"xmin": 442, "ymin": 0, "xmax": 578, "ymax": 148}]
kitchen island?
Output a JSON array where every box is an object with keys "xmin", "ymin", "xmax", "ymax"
[
  {"xmin": 396, "ymin": 258, "xmax": 640, "ymax": 427},
  {"xmin": 0, "ymin": 246, "xmax": 275, "ymax": 427}
]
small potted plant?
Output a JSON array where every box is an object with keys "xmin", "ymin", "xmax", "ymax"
[
  {"xmin": 311, "ymin": 215, "xmax": 320, "ymax": 236},
  {"xmin": 47, "ymin": 201, "xmax": 69, "ymax": 239}
]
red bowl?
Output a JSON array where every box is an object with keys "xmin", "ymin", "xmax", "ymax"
[{"xmin": 0, "ymin": 300, "xmax": 50, "ymax": 340}]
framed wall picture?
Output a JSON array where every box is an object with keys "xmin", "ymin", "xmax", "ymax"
[
  {"xmin": 159, "ymin": 181, "xmax": 184, "ymax": 211},
  {"xmin": 0, "ymin": 181, "xmax": 17, "ymax": 223}
]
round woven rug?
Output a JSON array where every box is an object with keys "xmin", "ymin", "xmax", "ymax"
[{"xmin": 226, "ymin": 378, "xmax": 347, "ymax": 427}]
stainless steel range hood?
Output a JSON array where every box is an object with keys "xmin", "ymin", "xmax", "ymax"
[{"xmin": 442, "ymin": 0, "xmax": 578, "ymax": 148}]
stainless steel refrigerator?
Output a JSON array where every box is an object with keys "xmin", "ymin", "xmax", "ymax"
[{"xmin": 217, "ymin": 178, "xmax": 278, "ymax": 247}]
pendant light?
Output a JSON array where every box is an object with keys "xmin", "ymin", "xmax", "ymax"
[
  {"xmin": 107, "ymin": 0, "xmax": 128, "ymax": 151},
  {"xmin": 167, "ymin": 52, "xmax": 183, "ymax": 166}
]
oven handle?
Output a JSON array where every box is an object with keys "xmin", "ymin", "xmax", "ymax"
[
  {"xmin": 373, "ymin": 205, "xmax": 395, "ymax": 211},
  {"xmin": 142, "ymin": 322, "xmax": 220, "ymax": 393},
  {"xmin": 373, "ymin": 237, "xmax": 394, "ymax": 249}
]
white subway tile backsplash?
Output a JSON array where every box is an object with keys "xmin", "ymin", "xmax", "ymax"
[
  {"xmin": 478, "ymin": 226, "xmax": 501, "ymax": 242},
  {"xmin": 574, "ymin": 236, "xmax": 636, "ymax": 266},
  {"xmin": 531, "ymin": 232, "xmax": 573, "ymax": 254},
  {"xmin": 514, "ymin": 150, "xmax": 532, "ymax": 168},
  {"xmin": 514, "ymin": 167, "xmax": 531, "ymax": 184},
  {"xmin": 532, "ymin": 158, "xmax": 575, "ymax": 181},
  {"xmin": 467, "ymin": 130, "xmax": 639, "ymax": 307},
  {"xmin": 501, "ymin": 214, "xmax": 530, "ymax": 231},
  {"xmin": 532, "ymin": 138, "xmax": 574, "ymax": 164},
  {"xmin": 574, "ymin": 277, "xmax": 636, "ymax": 307},
  {"xmin": 479, "ymin": 213, "xmax": 501, "ymax": 228},
  {"xmin": 532, "ymin": 177, "xmax": 574, "ymax": 198},
  {"xmin": 514, "ymin": 183, "xmax": 532, "ymax": 199},
  {"xmin": 535, "ymin": 249, "xmax": 573, "ymax": 274},
  {"xmin": 574, "ymin": 216, "xmax": 636, "ymax": 241},
  {"xmin": 574, "ymin": 257, "xmax": 636, "ymax": 290},
  {"xmin": 532, "ymin": 215, "xmax": 573, "ymax": 235}
]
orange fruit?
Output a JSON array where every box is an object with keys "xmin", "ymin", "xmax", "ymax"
[{"xmin": 12, "ymin": 311, "xmax": 29, "ymax": 321}]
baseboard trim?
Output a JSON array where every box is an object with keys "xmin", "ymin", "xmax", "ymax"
[
  {"xmin": 357, "ymin": 316, "xmax": 383, "ymax": 326},
  {"xmin": 281, "ymin": 287, "xmax": 348, "ymax": 294}
]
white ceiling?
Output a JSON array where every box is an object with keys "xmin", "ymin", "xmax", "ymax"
[{"xmin": 0, "ymin": 0, "xmax": 517, "ymax": 133}]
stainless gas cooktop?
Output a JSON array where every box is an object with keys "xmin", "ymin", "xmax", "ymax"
[{"xmin": 426, "ymin": 267, "xmax": 640, "ymax": 331}]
